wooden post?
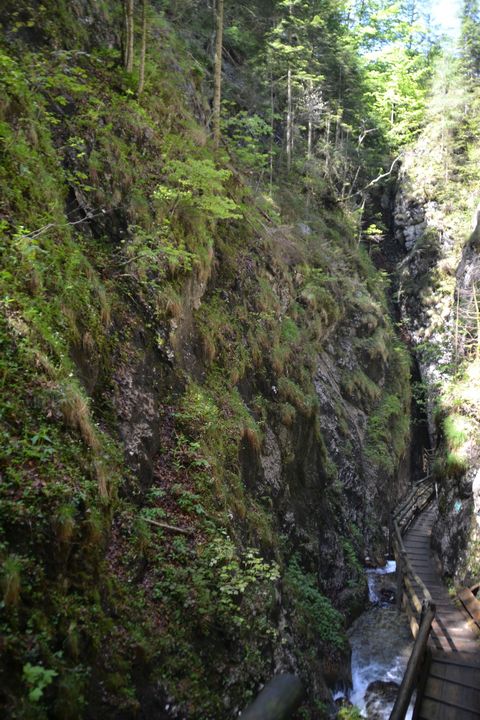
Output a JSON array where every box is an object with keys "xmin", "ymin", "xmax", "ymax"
[
  {"xmin": 388, "ymin": 514, "xmax": 393, "ymax": 558},
  {"xmin": 396, "ymin": 549, "xmax": 403, "ymax": 611},
  {"xmin": 389, "ymin": 603, "xmax": 435, "ymax": 720}
]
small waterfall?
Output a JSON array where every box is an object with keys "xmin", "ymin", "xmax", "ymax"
[
  {"xmin": 336, "ymin": 563, "xmax": 414, "ymax": 719},
  {"xmin": 366, "ymin": 561, "xmax": 397, "ymax": 604}
]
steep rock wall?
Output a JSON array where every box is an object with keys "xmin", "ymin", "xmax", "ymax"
[
  {"xmin": 393, "ymin": 139, "xmax": 480, "ymax": 584},
  {"xmin": 0, "ymin": 3, "xmax": 411, "ymax": 718}
]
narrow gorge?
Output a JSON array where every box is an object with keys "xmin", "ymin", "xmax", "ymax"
[{"xmin": 1, "ymin": 2, "xmax": 480, "ymax": 720}]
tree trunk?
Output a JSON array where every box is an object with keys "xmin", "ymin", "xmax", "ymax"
[
  {"xmin": 212, "ymin": 0, "xmax": 224, "ymax": 148},
  {"xmin": 307, "ymin": 79, "xmax": 313, "ymax": 160},
  {"xmin": 286, "ymin": 67, "xmax": 292, "ymax": 171},
  {"xmin": 270, "ymin": 68, "xmax": 274, "ymax": 191},
  {"xmin": 473, "ymin": 283, "xmax": 480, "ymax": 360},
  {"xmin": 138, "ymin": 0, "xmax": 147, "ymax": 94},
  {"xmin": 325, "ymin": 114, "xmax": 331, "ymax": 173},
  {"xmin": 124, "ymin": 0, "xmax": 134, "ymax": 73}
]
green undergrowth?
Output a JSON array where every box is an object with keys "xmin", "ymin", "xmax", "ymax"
[
  {"xmin": 0, "ymin": 5, "xmax": 411, "ymax": 719},
  {"xmin": 432, "ymin": 366, "xmax": 479, "ymax": 483},
  {"xmin": 285, "ymin": 555, "xmax": 346, "ymax": 650}
]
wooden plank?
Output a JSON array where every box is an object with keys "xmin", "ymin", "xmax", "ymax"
[
  {"xmin": 407, "ymin": 529, "xmax": 430, "ymax": 535},
  {"xmin": 436, "ymin": 611, "xmax": 478, "ymax": 628},
  {"xmin": 429, "ymin": 630, "xmax": 456, "ymax": 652},
  {"xmin": 430, "ymin": 633, "xmax": 477, "ymax": 652},
  {"xmin": 411, "ymin": 574, "xmax": 442, "ymax": 583},
  {"xmin": 430, "ymin": 651, "xmax": 480, "ymax": 669},
  {"xmin": 430, "ymin": 592, "xmax": 460, "ymax": 600},
  {"xmin": 433, "ymin": 615, "xmax": 472, "ymax": 631},
  {"xmin": 429, "ymin": 663, "xmax": 480, "ymax": 688},
  {"xmin": 424, "ymin": 676, "xmax": 480, "ymax": 713},
  {"xmin": 405, "ymin": 529, "xmax": 430, "ymax": 537},
  {"xmin": 436, "ymin": 611, "xmax": 472, "ymax": 623},
  {"xmin": 419, "ymin": 696, "xmax": 480, "ymax": 719},
  {"xmin": 432, "ymin": 622, "xmax": 478, "ymax": 639}
]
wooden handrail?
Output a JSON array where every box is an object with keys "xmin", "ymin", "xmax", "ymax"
[
  {"xmin": 239, "ymin": 675, "xmax": 304, "ymax": 720},
  {"xmin": 389, "ymin": 603, "xmax": 436, "ymax": 720},
  {"xmin": 389, "ymin": 480, "xmax": 436, "ymax": 720},
  {"xmin": 393, "ymin": 480, "xmax": 434, "ymax": 536}
]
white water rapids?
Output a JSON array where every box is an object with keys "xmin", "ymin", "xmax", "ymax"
[{"xmin": 335, "ymin": 562, "xmax": 415, "ymax": 719}]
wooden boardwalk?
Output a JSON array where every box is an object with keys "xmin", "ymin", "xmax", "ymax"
[{"xmin": 403, "ymin": 504, "xmax": 480, "ymax": 719}]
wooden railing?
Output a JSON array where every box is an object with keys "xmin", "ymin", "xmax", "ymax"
[
  {"xmin": 457, "ymin": 583, "xmax": 480, "ymax": 633},
  {"xmin": 239, "ymin": 674, "xmax": 304, "ymax": 720},
  {"xmin": 389, "ymin": 478, "xmax": 436, "ymax": 720}
]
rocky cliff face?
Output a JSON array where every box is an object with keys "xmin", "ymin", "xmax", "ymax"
[
  {"xmin": 0, "ymin": 3, "xmax": 412, "ymax": 718},
  {"xmin": 393, "ymin": 138, "xmax": 480, "ymax": 585}
]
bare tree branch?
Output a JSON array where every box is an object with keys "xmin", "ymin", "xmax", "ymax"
[
  {"xmin": 143, "ymin": 517, "xmax": 193, "ymax": 535},
  {"xmin": 13, "ymin": 210, "xmax": 106, "ymax": 243},
  {"xmin": 339, "ymin": 156, "xmax": 402, "ymax": 202}
]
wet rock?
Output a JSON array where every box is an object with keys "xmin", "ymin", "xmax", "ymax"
[
  {"xmin": 259, "ymin": 426, "xmax": 283, "ymax": 495},
  {"xmin": 375, "ymin": 575, "xmax": 397, "ymax": 606},
  {"xmin": 365, "ymin": 680, "xmax": 399, "ymax": 719},
  {"xmin": 378, "ymin": 588, "xmax": 396, "ymax": 605}
]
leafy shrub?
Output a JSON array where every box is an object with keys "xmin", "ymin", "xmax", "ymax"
[
  {"xmin": 338, "ymin": 706, "xmax": 363, "ymax": 720},
  {"xmin": 23, "ymin": 663, "xmax": 57, "ymax": 703},
  {"xmin": 285, "ymin": 555, "xmax": 345, "ymax": 649},
  {"xmin": 154, "ymin": 158, "xmax": 242, "ymax": 221},
  {"xmin": 223, "ymin": 110, "xmax": 271, "ymax": 171}
]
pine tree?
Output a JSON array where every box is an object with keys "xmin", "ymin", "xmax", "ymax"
[{"xmin": 461, "ymin": 0, "xmax": 480, "ymax": 78}]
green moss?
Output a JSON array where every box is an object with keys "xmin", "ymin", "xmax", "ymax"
[
  {"xmin": 338, "ymin": 707, "xmax": 363, "ymax": 720},
  {"xmin": 278, "ymin": 377, "xmax": 319, "ymax": 417},
  {"xmin": 341, "ymin": 369, "xmax": 381, "ymax": 406},
  {"xmin": 356, "ymin": 327, "xmax": 389, "ymax": 363},
  {"xmin": 444, "ymin": 413, "xmax": 470, "ymax": 449}
]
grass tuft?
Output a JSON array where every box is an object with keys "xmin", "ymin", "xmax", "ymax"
[
  {"xmin": 2, "ymin": 555, "xmax": 22, "ymax": 608},
  {"xmin": 59, "ymin": 383, "xmax": 100, "ymax": 453}
]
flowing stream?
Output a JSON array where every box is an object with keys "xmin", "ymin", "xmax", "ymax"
[{"xmin": 336, "ymin": 562, "xmax": 414, "ymax": 719}]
